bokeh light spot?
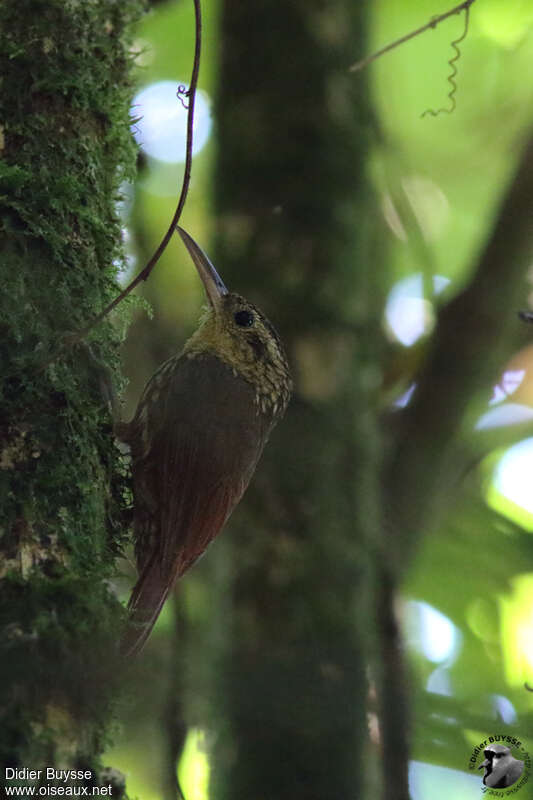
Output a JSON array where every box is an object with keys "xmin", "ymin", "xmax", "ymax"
[
  {"xmin": 491, "ymin": 694, "xmax": 517, "ymax": 724},
  {"xmin": 178, "ymin": 729, "xmax": 210, "ymax": 800},
  {"xmin": 499, "ymin": 575, "xmax": 533, "ymax": 687},
  {"xmin": 476, "ymin": 402, "xmax": 533, "ymax": 431},
  {"xmin": 493, "ymin": 438, "xmax": 533, "ymax": 515},
  {"xmin": 405, "ymin": 601, "xmax": 460, "ymax": 664},
  {"xmin": 132, "ymin": 81, "xmax": 212, "ymax": 163},
  {"xmin": 409, "ymin": 760, "xmax": 480, "ymax": 799},
  {"xmin": 426, "ymin": 667, "xmax": 453, "ymax": 697},
  {"xmin": 490, "ymin": 370, "xmax": 526, "ymax": 406},
  {"xmin": 385, "ymin": 273, "xmax": 450, "ymax": 346}
]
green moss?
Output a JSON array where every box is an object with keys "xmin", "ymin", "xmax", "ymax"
[{"xmin": 0, "ymin": 0, "xmax": 144, "ymax": 775}]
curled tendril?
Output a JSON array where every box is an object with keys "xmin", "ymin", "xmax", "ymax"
[
  {"xmin": 177, "ymin": 84, "xmax": 190, "ymax": 110},
  {"xmin": 421, "ymin": 5, "xmax": 470, "ymax": 118}
]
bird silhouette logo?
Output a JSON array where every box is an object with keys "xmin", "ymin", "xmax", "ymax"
[
  {"xmin": 468, "ymin": 735, "xmax": 531, "ymax": 793},
  {"xmin": 479, "ymin": 744, "xmax": 524, "ymax": 789}
]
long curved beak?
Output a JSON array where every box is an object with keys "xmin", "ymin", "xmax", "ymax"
[{"xmin": 177, "ymin": 226, "xmax": 228, "ymax": 308}]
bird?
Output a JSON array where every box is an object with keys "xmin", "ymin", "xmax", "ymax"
[{"xmin": 118, "ymin": 227, "xmax": 291, "ymax": 657}]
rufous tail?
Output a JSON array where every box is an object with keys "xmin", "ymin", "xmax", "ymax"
[{"xmin": 120, "ymin": 557, "xmax": 171, "ymax": 658}]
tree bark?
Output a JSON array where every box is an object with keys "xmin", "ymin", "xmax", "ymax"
[
  {"xmin": 208, "ymin": 2, "xmax": 386, "ymax": 798},
  {"xmin": 0, "ymin": 0, "xmax": 141, "ymax": 785}
]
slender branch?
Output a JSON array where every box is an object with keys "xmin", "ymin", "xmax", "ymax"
[
  {"xmin": 348, "ymin": 0, "xmax": 476, "ymax": 74},
  {"xmin": 46, "ymin": 0, "xmax": 202, "ymax": 363},
  {"xmin": 421, "ymin": 4, "xmax": 470, "ymax": 117},
  {"xmin": 87, "ymin": 0, "xmax": 201, "ymax": 327}
]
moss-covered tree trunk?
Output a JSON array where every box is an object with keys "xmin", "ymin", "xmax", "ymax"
[
  {"xmin": 0, "ymin": 0, "xmax": 140, "ymax": 788},
  {"xmin": 208, "ymin": 2, "xmax": 387, "ymax": 798}
]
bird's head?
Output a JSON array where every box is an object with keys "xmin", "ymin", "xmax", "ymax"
[
  {"xmin": 479, "ymin": 744, "xmax": 522, "ymax": 787},
  {"xmin": 178, "ymin": 227, "xmax": 292, "ymax": 418}
]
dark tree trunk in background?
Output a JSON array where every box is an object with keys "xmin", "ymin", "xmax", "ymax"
[
  {"xmin": 0, "ymin": 0, "xmax": 140, "ymax": 785},
  {"xmin": 208, "ymin": 2, "xmax": 388, "ymax": 798}
]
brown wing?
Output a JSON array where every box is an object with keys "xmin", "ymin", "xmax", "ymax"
[{"xmin": 120, "ymin": 353, "xmax": 270, "ymax": 656}]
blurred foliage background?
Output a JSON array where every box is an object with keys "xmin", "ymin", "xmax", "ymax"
[{"xmin": 107, "ymin": 1, "xmax": 533, "ymax": 798}]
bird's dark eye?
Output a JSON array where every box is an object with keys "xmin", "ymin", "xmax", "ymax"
[{"xmin": 234, "ymin": 310, "xmax": 254, "ymax": 327}]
